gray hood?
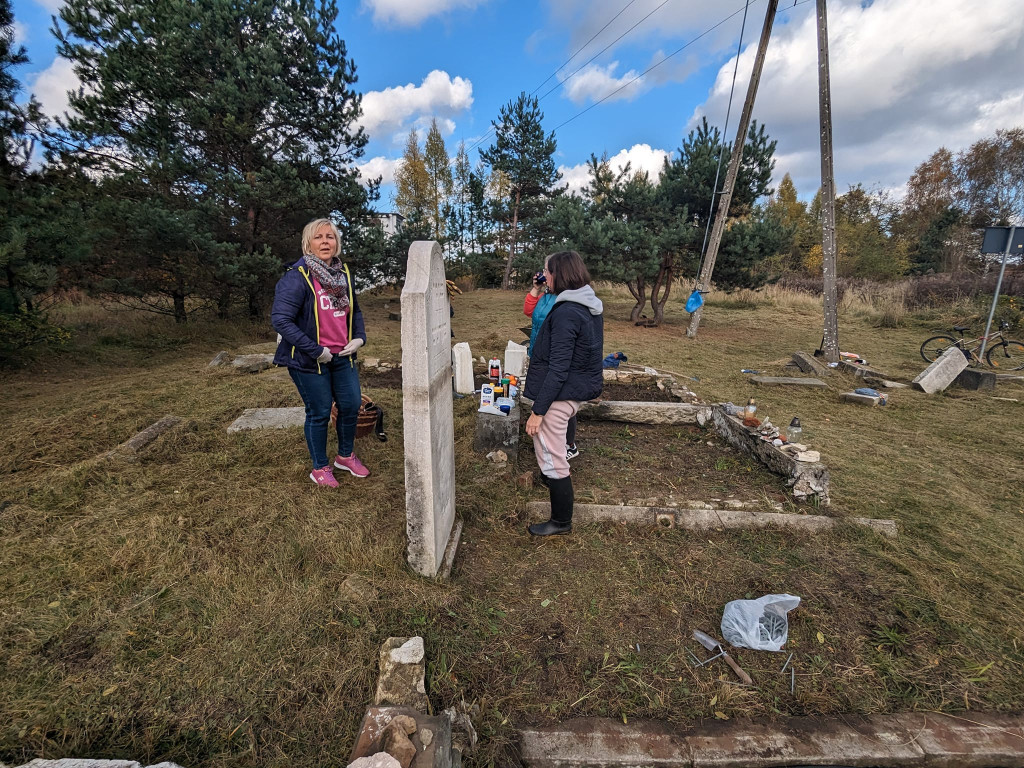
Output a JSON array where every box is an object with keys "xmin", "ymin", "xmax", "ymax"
[{"xmin": 555, "ymin": 285, "xmax": 603, "ymax": 315}]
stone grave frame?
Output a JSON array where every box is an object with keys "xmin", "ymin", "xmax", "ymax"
[{"xmin": 401, "ymin": 241, "xmax": 460, "ymax": 578}]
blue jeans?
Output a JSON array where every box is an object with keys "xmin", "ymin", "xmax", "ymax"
[{"xmin": 289, "ymin": 356, "xmax": 362, "ymax": 469}]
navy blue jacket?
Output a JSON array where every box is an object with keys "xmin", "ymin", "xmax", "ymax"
[
  {"xmin": 271, "ymin": 258, "xmax": 366, "ymax": 373},
  {"xmin": 525, "ymin": 286, "xmax": 604, "ymax": 416}
]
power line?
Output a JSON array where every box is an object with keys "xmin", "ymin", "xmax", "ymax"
[
  {"xmin": 538, "ymin": 0, "xmax": 677, "ymax": 103},
  {"xmin": 551, "ymin": 1, "xmax": 759, "ymax": 133},
  {"xmin": 531, "ymin": 0, "xmax": 642, "ymax": 97}
]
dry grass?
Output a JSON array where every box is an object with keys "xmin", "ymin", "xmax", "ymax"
[{"xmin": 2, "ymin": 284, "xmax": 1023, "ymax": 767}]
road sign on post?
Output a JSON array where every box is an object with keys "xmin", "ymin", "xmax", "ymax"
[{"xmin": 978, "ymin": 225, "xmax": 1022, "ymax": 362}]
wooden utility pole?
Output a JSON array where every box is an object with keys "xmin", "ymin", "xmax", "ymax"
[
  {"xmin": 816, "ymin": 0, "xmax": 840, "ymax": 362},
  {"xmin": 687, "ymin": 0, "xmax": 778, "ymax": 339}
]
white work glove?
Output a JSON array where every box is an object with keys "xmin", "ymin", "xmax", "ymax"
[
  {"xmin": 338, "ymin": 338, "xmax": 364, "ymax": 357},
  {"xmin": 316, "ymin": 347, "xmax": 334, "ymax": 364}
]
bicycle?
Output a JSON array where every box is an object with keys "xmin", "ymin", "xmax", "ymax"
[{"xmin": 919, "ymin": 321, "xmax": 1024, "ymax": 370}]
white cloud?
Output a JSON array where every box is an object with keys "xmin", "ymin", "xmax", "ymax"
[
  {"xmin": 362, "ymin": 0, "xmax": 489, "ymax": 26},
  {"xmin": 32, "ymin": 0, "xmax": 63, "ymax": 11},
  {"xmin": 562, "ymin": 62, "xmax": 646, "ymax": 106},
  {"xmin": 12, "ymin": 20, "xmax": 28, "ymax": 45},
  {"xmin": 360, "ymin": 70, "xmax": 473, "ymax": 142},
  {"xmin": 30, "ymin": 57, "xmax": 78, "ymax": 120},
  {"xmin": 357, "ymin": 156, "xmax": 401, "ymax": 187},
  {"xmin": 691, "ymin": 0, "xmax": 1024, "ymax": 196},
  {"xmin": 558, "ymin": 143, "xmax": 670, "ymax": 196}
]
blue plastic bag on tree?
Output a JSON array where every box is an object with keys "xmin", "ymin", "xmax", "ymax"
[{"xmin": 685, "ymin": 290, "xmax": 704, "ymax": 313}]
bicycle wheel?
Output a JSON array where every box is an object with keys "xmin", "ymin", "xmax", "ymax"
[
  {"xmin": 985, "ymin": 339, "xmax": 1024, "ymax": 370},
  {"xmin": 920, "ymin": 335, "xmax": 958, "ymax": 363}
]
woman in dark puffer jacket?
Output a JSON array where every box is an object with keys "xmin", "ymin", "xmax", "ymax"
[{"xmin": 523, "ymin": 250, "xmax": 604, "ymax": 536}]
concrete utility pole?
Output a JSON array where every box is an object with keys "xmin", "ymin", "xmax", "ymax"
[
  {"xmin": 687, "ymin": 0, "xmax": 778, "ymax": 339},
  {"xmin": 816, "ymin": 0, "xmax": 840, "ymax": 362}
]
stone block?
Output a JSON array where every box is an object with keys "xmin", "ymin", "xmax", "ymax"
[
  {"xmin": 227, "ymin": 407, "xmax": 305, "ymax": 433},
  {"xmin": 710, "ymin": 407, "xmax": 829, "ymax": 505},
  {"xmin": 401, "ymin": 241, "xmax": 457, "ymax": 578},
  {"xmin": 473, "ymin": 404, "xmax": 520, "ymax": 459},
  {"xmin": 577, "ymin": 401, "xmax": 703, "ymax": 425},
  {"xmin": 98, "ymin": 416, "xmax": 184, "ymax": 462},
  {"xmin": 231, "ymin": 353, "xmax": 274, "ymax": 373},
  {"xmin": 861, "ymin": 376, "xmax": 909, "ymax": 389},
  {"xmin": 208, "ymin": 350, "xmax": 231, "ymax": 367},
  {"xmin": 791, "ymin": 351, "xmax": 831, "ymax": 376},
  {"xmin": 954, "ymin": 368, "xmax": 996, "ymax": 391},
  {"xmin": 750, "ymin": 376, "xmax": 827, "ymax": 388},
  {"xmin": 350, "ymin": 707, "xmax": 453, "ymax": 768},
  {"xmin": 913, "ymin": 346, "xmax": 970, "ymax": 393},
  {"xmin": 348, "ymin": 754, "xmax": 401, "ymax": 768},
  {"xmin": 504, "ymin": 341, "xmax": 527, "ymax": 378},
  {"xmin": 374, "ymin": 637, "xmax": 429, "ymax": 711},
  {"xmin": 451, "ymin": 342, "xmax": 475, "ymax": 395},
  {"xmin": 837, "ymin": 359, "xmax": 892, "ymax": 380},
  {"xmin": 840, "ymin": 391, "xmax": 881, "ymax": 406}
]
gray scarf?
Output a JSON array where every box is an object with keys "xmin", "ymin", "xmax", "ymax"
[{"xmin": 303, "ymin": 254, "xmax": 350, "ymax": 311}]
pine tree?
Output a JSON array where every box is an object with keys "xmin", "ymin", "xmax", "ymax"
[
  {"xmin": 446, "ymin": 140, "xmax": 472, "ymax": 261},
  {"xmin": 423, "ymin": 118, "xmax": 452, "ymax": 241},
  {"xmin": 480, "ymin": 92, "xmax": 560, "ymax": 289},
  {"xmin": 52, "ymin": 0, "xmax": 372, "ymax": 322},
  {"xmin": 394, "ymin": 128, "xmax": 431, "ymax": 225}
]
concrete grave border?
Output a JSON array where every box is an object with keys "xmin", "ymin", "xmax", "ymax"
[{"xmin": 526, "ymin": 501, "xmax": 895, "ymax": 537}]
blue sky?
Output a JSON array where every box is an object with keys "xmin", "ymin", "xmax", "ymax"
[{"xmin": 10, "ymin": 0, "xmax": 1024, "ymax": 208}]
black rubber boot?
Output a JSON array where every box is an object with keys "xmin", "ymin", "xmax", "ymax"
[{"xmin": 529, "ymin": 475, "xmax": 573, "ymax": 536}]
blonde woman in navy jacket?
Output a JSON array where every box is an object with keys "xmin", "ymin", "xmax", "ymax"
[{"xmin": 272, "ymin": 218, "xmax": 369, "ymax": 487}]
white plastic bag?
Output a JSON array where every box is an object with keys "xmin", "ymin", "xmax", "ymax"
[{"xmin": 721, "ymin": 593, "xmax": 801, "ymax": 651}]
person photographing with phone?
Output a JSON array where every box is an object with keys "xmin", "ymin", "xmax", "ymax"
[{"xmin": 524, "ymin": 266, "xmax": 580, "ymax": 461}]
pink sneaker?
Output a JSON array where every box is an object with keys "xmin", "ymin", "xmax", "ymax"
[
  {"xmin": 334, "ymin": 453, "xmax": 370, "ymax": 478},
  {"xmin": 310, "ymin": 466, "xmax": 339, "ymax": 487}
]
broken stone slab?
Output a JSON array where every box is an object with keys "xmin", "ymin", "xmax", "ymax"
[
  {"xmin": 996, "ymin": 374, "xmax": 1024, "ymax": 382},
  {"xmin": 231, "ymin": 353, "xmax": 275, "ymax": 373},
  {"xmin": 350, "ymin": 707, "xmax": 453, "ymax": 768},
  {"xmin": 710, "ymin": 407, "xmax": 829, "ymax": 505},
  {"xmin": 913, "ymin": 346, "xmax": 970, "ymax": 394},
  {"xmin": 836, "ymin": 359, "xmax": 893, "ymax": 380},
  {"xmin": 98, "ymin": 416, "xmax": 185, "ymax": 462},
  {"xmin": 375, "ymin": 637, "xmax": 429, "ymax": 712},
  {"xmin": 208, "ymin": 350, "xmax": 232, "ymax": 367},
  {"xmin": 473, "ymin": 404, "xmax": 520, "ymax": 459},
  {"xmin": 861, "ymin": 376, "xmax": 909, "ymax": 389},
  {"xmin": 840, "ymin": 391, "xmax": 881, "ymax": 406},
  {"xmin": 791, "ymin": 351, "xmax": 831, "ymax": 376},
  {"xmin": 437, "ymin": 518, "xmax": 463, "ymax": 582},
  {"xmin": 578, "ymin": 401, "xmax": 708, "ymax": 425},
  {"xmin": 227, "ymin": 407, "xmax": 305, "ymax": 433},
  {"xmin": 750, "ymin": 376, "xmax": 827, "ymax": 388},
  {"xmin": 954, "ymin": 368, "xmax": 997, "ymax": 391},
  {"xmin": 525, "ymin": 502, "xmax": 896, "ymax": 537}
]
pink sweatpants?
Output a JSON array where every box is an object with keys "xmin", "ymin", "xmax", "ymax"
[{"xmin": 532, "ymin": 400, "xmax": 580, "ymax": 479}]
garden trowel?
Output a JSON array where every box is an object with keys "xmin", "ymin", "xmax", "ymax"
[{"xmin": 692, "ymin": 629, "xmax": 753, "ymax": 685}]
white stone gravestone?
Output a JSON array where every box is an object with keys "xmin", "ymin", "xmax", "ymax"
[
  {"xmin": 505, "ymin": 339, "xmax": 527, "ymax": 378},
  {"xmin": 401, "ymin": 241, "xmax": 459, "ymax": 577},
  {"xmin": 452, "ymin": 341, "xmax": 475, "ymax": 395}
]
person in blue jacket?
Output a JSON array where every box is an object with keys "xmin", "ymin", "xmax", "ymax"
[
  {"xmin": 524, "ymin": 250, "xmax": 604, "ymax": 536},
  {"xmin": 272, "ymin": 218, "xmax": 369, "ymax": 487}
]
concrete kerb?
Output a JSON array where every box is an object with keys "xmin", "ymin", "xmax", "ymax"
[
  {"xmin": 518, "ymin": 712, "xmax": 1024, "ymax": 768},
  {"xmin": 525, "ymin": 502, "xmax": 896, "ymax": 538}
]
